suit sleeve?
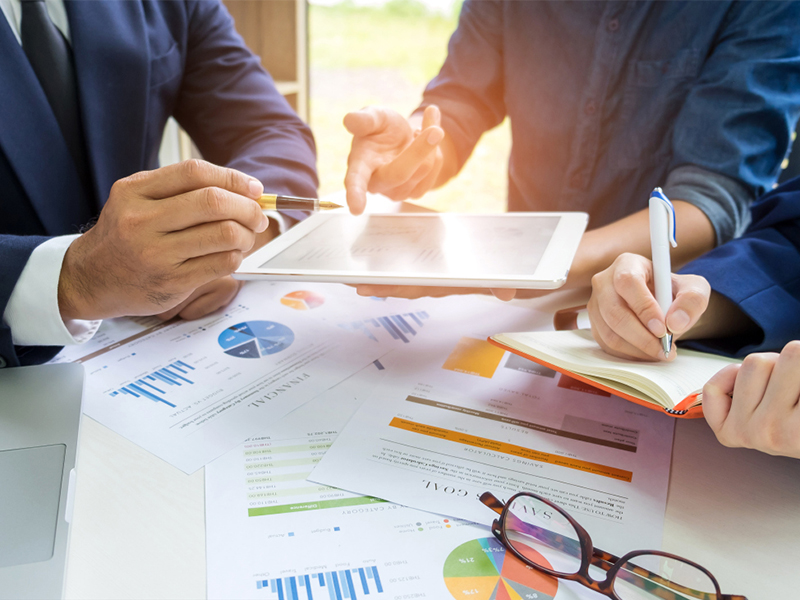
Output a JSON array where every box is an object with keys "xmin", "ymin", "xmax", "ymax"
[
  {"xmin": 679, "ymin": 178, "xmax": 800, "ymax": 357},
  {"xmin": 0, "ymin": 235, "xmax": 64, "ymax": 367},
  {"xmin": 174, "ymin": 0, "xmax": 317, "ymax": 200}
]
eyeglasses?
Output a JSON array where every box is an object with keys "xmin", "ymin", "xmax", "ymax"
[{"xmin": 481, "ymin": 491, "xmax": 746, "ymax": 600}]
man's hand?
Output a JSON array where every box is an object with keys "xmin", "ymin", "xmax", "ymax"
[
  {"xmin": 58, "ymin": 159, "xmax": 269, "ymax": 321},
  {"xmin": 703, "ymin": 342, "xmax": 800, "ymax": 459},
  {"xmin": 587, "ymin": 253, "xmax": 711, "ymax": 361},
  {"xmin": 344, "ymin": 105, "xmax": 447, "ymax": 215}
]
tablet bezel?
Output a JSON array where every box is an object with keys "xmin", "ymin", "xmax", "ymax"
[{"xmin": 235, "ymin": 212, "xmax": 588, "ymax": 289}]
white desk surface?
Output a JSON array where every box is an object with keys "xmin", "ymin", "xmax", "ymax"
[{"xmin": 64, "ymin": 295, "xmax": 800, "ymax": 600}]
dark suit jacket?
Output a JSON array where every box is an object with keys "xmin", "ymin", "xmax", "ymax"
[
  {"xmin": 681, "ymin": 176, "xmax": 800, "ymax": 357},
  {"xmin": 0, "ymin": 0, "xmax": 317, "ymax": 367}
]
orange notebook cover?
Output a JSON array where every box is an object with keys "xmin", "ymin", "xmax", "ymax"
[{"xmin": 488, "ymin": 330, "xmax": 739, "ymax": 419}]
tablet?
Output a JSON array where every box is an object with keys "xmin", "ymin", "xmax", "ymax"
[{"xmin": 236, "ymin": 212, "xmax": 588, "ymax": 289}]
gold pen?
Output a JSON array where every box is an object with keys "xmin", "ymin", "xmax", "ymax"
[{"xmin": 257, "ymin": 194, "xmax": 343, "ymax": 212}]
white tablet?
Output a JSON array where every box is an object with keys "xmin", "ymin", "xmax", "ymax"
[{"xmin": 236, "ymin": 212, "xmax": 588, "ymax": 289}]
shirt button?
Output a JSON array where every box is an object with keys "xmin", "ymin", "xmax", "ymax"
[
  {"xmin": 607, "ymin": 18, "xmax": 619, "ymax": 32},
  {"xmin": 584, "ymin": 100, "xmax": 597, "ymax": 115},
  {"xmin": 0, "ymin": 356, "xmax": 7, "ymax": 368}
]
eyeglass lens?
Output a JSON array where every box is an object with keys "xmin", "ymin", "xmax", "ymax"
[
  {"xmin": 613, "ymin": 554, "xmax": 718, "ymax": 600},
  {"xmin": 504, "ymin": 494, "xmax": 583, "ymax": 576}
]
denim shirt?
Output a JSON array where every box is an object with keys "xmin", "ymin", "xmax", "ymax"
[{"xmin": 420, "ymin": 0, "xmax": 800, "ymax": 244}]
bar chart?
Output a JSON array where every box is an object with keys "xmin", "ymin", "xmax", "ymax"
[
  {"xmin": 256, "ymin": 566, "xmax": 384, "ymax": 600},
  {"xmin": 109, "ymin": 360, "xmax": 195, "ymax": 407},
  {"xmin": 338, "ymin": 311, "xmax": 429, "ymax": 344}
]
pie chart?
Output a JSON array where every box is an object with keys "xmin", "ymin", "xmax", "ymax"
[
  {"xmin": 444, "ymin": 537, "xmax": 558, "ymax": 600},
  {"xmin": 281, "ymin": 290, "xmax": 325, "ymax": 310},
  {"xmin": 218, "ymin": 321, "xmax": 294, "ymax": 359}
]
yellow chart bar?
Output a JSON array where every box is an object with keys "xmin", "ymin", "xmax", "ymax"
[
  {"xmin": 442, "ymin": 336, "xmax": 506, "ymax": 379},
  {"xmin": 389, "ymin": 418, "xmax": 633, "ymax": 482}
]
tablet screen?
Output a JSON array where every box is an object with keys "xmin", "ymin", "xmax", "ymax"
[{"xmin": 259, "ymin": 214, "xmax": 560, "ymax": 276}]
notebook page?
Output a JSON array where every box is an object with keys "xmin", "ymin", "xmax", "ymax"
[{"xmin": 494, "ymin": 329, "xmax": 740, "ymax": 407}]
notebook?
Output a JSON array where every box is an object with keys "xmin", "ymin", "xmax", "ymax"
[{"xmin": 489, "ymin": 329, "xmax": 740, "ymax": 418}]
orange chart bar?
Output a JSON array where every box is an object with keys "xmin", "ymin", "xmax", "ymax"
[{"xmin": 389, "ymin": 418, "xmax": 633, "ymax": 482}]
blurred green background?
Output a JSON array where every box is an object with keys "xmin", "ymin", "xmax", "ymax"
[{"xmin": 309, "ymin": 0, "xmax": 510, "ymax": 212}]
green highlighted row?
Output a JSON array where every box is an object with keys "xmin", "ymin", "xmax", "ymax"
[{"xmin": 248, "ymin": 495, "xmax": 387, "ymax": 517}]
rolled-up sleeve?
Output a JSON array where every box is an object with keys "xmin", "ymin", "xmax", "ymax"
[
  {"xmin": 668, "ymin": 1, "xmax": 800, "ymax": 245},
  {"xmin": 416, "ymin": 0, "xmax": 506, "ymax": 171}
]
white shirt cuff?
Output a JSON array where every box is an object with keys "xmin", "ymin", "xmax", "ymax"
[{"xmin": 3, "ymin": 235, "xmax": 102, "ymax": 346}]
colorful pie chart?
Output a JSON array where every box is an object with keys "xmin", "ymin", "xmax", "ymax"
[
  {"xmin": 444, "ymin": 537, "xmax": 558, "ymax": 600},
  {"xmin": 218, "ymin": 321, "xmax": 294, "ymax": 359},
  {"xmin": 281, "ymin": 290, "xmax": 325, "ymax": 310}
]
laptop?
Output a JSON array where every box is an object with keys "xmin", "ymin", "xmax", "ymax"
[{"xmin": 0, "ymin": 363, "xmax": 83, "ymax": 600}]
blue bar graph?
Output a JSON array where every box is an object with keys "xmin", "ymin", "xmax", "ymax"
[
  {"xmin": 256, "ymin": 566, "xmax": 384, "ymax": 599},
  {"xmin": 339, "ymin": 311, "xmax": 429, "ymax": 344},
  {"xmin": 109, "ymin": 360, "xmax": 195, "ymax": 407}
]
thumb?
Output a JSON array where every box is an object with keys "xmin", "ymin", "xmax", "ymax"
[
  {"xmin": 702, "ymin": 363, "xmax": 739, "ymax": 433},
  {"xmin": 421, "ymin": 104, "xmax": 441, "ymax": 130},
  {"xmin": 666, "ymin": 274, "xmax": 711, "ymax": 336},
  {"xmin": 343, "ymin": 107, "xmax": 386, "ymax": 137}
]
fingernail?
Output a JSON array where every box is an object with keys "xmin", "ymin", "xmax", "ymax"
[
  {"xmin": 248, "ymin": 178, "xmax": 263, "ymax": 198},
  {"xmin": 669, "ymin": 310, "xmax": 690, "ymax": 333},
  {"xmin": 258, "ymin": 213, "xmax": 269, "ymax": 233},
  {"xmin": 647, "ymin": 319, "xmax": 665, "ymax": 337},
  {"xmin": 426, "ymin": 128, "xmax": 444, "ymax": 145}
]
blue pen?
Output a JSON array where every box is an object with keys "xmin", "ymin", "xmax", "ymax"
[{"xmin": 649, "ymin": 188, "xmax": 677, "ymax": 358}]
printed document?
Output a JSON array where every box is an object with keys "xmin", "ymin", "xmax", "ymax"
[
  {"xmin": 206, "ymin": 363, "xmax": 597, "ymax": 600},
  {"xmin": 310, "ymin": 331, "xmax": 675, "ymax": 558},
  {"xmin": 49, "ymin": 282, "xmax": 447, "ymax": 472}
]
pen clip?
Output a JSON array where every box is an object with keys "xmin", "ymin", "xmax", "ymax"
[{"xmin": 650, "ymin": 187, "xmax": 677, "ymax": 248}]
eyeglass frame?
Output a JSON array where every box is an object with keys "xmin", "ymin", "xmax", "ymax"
[{"xmin": 481, "ymin": 491, "xmax": 746, "ymax": 600}]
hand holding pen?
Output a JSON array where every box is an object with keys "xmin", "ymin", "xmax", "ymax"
[{"xmin": 586, "ymin": 189, "xmax": 711, "ymax": 361}]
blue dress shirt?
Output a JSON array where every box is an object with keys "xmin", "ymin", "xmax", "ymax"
[{"xmin": 420, "ymin": 0, "xmax": 800, "ymax": 244}]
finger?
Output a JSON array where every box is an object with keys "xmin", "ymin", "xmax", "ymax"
[
  {"xmin": 379, "ymin": 157, "xmax": 437, "ymax": 201},
  {"xmin": 345, "ymin": 157, "xmax": 377, "ymax": 216},
  {"xmin": 730, "ymin": 352, "xmax": 780, "ymax": 417},
  {"xmin": 165, "ymin": 220, "xmax": 257, "ymax": 260},
  {"xmin": 596, "ymin": 287, "xmax": 667, "ymax": 360},
  {"xmin": 420, "ymin": 104, "xmax": 441, "ymax": 130},
  {"xmin": 126, "ymin": 159, "xmax": 263, "ymax": 200},
  {"xmin": 343, "ymin": 106, "xmax": 388, "ymax": 137},
  {"xmin": 355, "ymin": 285, "xmax": 481, "ymax": 299},
  {"xmin": 491, "ymin": 288, "xmax": 517, "ymax": 302},
  {"xmin": 371, "ymin": 126, "xmax": 444, "ymax": 194},
  {"xmin": 178, "ymin": 278, "xmax": 242, "ymax": 321},
  {"xmin": 408, "ymin": 156, "xmax": 443, "ymax": 199},
  {"xmin": 611, "ymin": 256, "xmax": 666, "ymax": 339},
  {"xmin": 665, "ymin": 274, "xmax": 710, "ymax": 336},
  {"xmin": 702, "ymin": 364, "xmax": 740, "ymax": 435},
  {"xmin": 157, "ymin": 187, "xmax": 268, "ymax": 233},
  {"xmin": 758, "ymin": 341, "xmax": 800, "ymax": 411},
  {"xmin": 156, "ymin": 295, "xmax": 194, "ymax": 321},
  {"xmin": 589, "ymin": 313, "xmax": 658, "ymax": 361},
  {"xmin": 178, "ymin": 250, "xmax": 245, "ymax": 290}
]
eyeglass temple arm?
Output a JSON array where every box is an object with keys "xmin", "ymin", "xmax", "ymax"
[{"xmin": 480, "ymin": 491, "xmax": 504, "ymax": 515}]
